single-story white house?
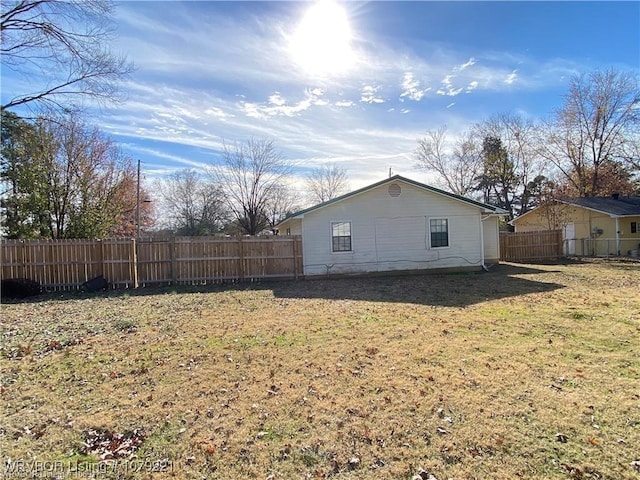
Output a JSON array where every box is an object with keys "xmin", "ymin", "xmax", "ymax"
[{"xmin": 277, "ymin": 175, "xmax": 508, "ymax": 276}]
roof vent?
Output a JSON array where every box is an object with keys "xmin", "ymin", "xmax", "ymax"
[{"xmin": 388, "ymin": 183, "xmax": 401, "ymax": 197}]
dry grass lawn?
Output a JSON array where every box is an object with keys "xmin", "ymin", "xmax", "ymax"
[{"xmin": 1, "ymin": 260, "xmax": 639, "ymax": 479}]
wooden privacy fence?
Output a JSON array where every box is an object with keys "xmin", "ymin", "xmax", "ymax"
[
  {"xmin": 499, "ymin": 230, "xmax": 563, "ymax": 262},
  {"xmin": 0, "ymin": 236, "xmax": 303, "ymax": 290}
]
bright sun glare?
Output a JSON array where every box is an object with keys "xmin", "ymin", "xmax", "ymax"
[{"xmin": 290, "ymin": 0, "xmax": 354, "ymax": 76}]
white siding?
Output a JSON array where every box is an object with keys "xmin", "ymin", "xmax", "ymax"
[
  {"xmin": 482, "ymin": 215, "xmax": 500, "ymax": 263},
  {"xmin": 301, "ymin": 181, "xmax": 486, "ymax": 275}
]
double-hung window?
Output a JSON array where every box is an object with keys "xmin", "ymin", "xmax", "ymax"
[
  {"xmin": 331, "ymin": 222, "xmax": 352, "ymax": 252},
  {"xmin": 429, "ymin": 218, "xmax": 449, "ymax": 248},
  {"xmin": 631, "ymin": 222, "xmax": 638, "ymax": 234}
]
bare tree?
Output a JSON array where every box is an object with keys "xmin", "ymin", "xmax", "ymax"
[
  {"xmin": 304, "ymin": 163, "xmax": 349, "ymax": 204},
  {"xmin": 154, "ymin": 169, "xmax": 228, "ymax": 236},
  {"xmin": 414, "ymin": 126, "xmax": 482, "ymax": 196},
  {"xmin": 618, "ymin": 133, "xmax": 640, "ymax": 173},
  {"xmin": 537, "ymin": 194, "xmax": 574, "ymax": 232},
  {"xmin": 211, "ymin": 138, "xmax": 293, "ymax": 235},
  {"xmin": 264, "ymin": 184, "xmax": 301, "ymax": 234},
  {"xmin": 537, "ymin": 69, "xmax": 640, "ymax": 196},
  {"xmin": 1, "ymin": 0, "xmax": 133, "ymax": 111}
]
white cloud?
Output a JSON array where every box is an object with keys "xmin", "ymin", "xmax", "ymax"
[
  {"xmin": 268, "ymin": 93, "xmax": 287, "ymax": 106},
  {"xmin": 437, "ymin": 75, "xmax": 464, "ymax": 97},
  {"xmin": 459, "ymin": 57, "xmax": 476, "ymax": 70},
  {"xmin": 505, "ymin": 70, "xmax": 518, "ymax": 85},
  {"xmin": 239, "ymin": 88, "xmax": 331, "ymax": 118},
  {"xmin": 334, "ymin": 100, "xmax": 354, "ymax": 107},
  {"xmin": 446, "ymin": 102, "xmax": 456, "ymax": 109},
  {"xmin": 360, "ymin": 85, "xmax": 385, "ymax": 104},
  {"xmin": 399, "ymin": 72, "xmax": 429, "ymax": 102},
  {"xmin": 466, "ymin": 81, "xmax": 479, "ymax": 93},
  {"xmin": 204, "ymin": 107, "xmax": 232, "ymax": 120}
]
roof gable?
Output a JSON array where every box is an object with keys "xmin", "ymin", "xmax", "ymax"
[{"xmin": 281, "ymin": 175, "xmax": 507, "ymax": 223}]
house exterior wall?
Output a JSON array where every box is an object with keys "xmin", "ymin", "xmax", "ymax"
[
  {"xmin": 482, "ymin": 215, "xmax": 500, "ymax": 263},
  {"xmin": 513, "ymin": 205, "xmax": 640, "ymax": 256},
  {"xmin": 298, "ymin": 181, "xmax": 491, "ymax": 276},
  {"xmin": 279, "ymin": 218, "xmax": 303, "ymax": 236}
]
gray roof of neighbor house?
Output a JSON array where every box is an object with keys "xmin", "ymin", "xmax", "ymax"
[
  {"xmin": 564, "ymin": 196, "xmax": 640, "ymax": 216},
  {"xmin": 279, "ymin": 175, "xmax": 508, "ymax": 225}
]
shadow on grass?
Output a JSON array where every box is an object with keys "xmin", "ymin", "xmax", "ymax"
[
  {"xmin": 267, "ymin": 263, "xmax": 565, "ymax": 307},
  {"xmin": 4, "ymin": 264, "xmax": 565, "ymax": 309}
]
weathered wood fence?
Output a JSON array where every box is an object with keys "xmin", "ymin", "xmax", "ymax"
[
  {"xmin": 0, "ymin": 236, "xmax": 303, "ymax": 290},
  {"xmin": 499, "ymin": 230, "xmax": 563, "ymax": 262}
]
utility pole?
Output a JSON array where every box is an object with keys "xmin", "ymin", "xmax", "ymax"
[{"xmin": 136, "ymin": 159, "xmax": 141, "ymax": 238}]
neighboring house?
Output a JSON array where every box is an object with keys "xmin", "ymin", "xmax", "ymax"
[
  {"xmin": 277, "ymin": 175, "xmax": 508, "ymax": 276},
  {"xmin": 511, "ymin": 195, "xmax": 640, "ymax": 257}
]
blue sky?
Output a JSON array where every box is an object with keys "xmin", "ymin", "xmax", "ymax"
[{"xmin": 2, "ymin": 1, "xmax": 639, "ymax": 192}]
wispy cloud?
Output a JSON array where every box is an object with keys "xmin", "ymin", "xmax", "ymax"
[
  {"xmin": 437, "ymin": 75, "xmax": 464, "ymax": 97},
  {"xmin": 458, "ymin": 57, "xmax": 476, "ymax": 71},
  {"xmin": 360, "ymin": 85, "xmax": 385, "ymax": 104},
  {"xmin": 466, "ymin": 81, "xmax": 479, "ymax": 93},
  {"xmin": 239, "ymin": 88, "xmax": 332, "ymax": 118},
  {"xmin": 399, "ymin": 72, "xmax": 430, "ymax": 102}
]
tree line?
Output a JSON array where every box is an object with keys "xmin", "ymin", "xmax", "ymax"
[
  {"xmin": 152, "ymin": 140, "xmax": 349, "ymax": 237},
  {"xmin": 0, "ymin": 113, "xmax": 350, "ymax": 239},
  {"xmin": 415, "ymin": 69, "xmax": 640, "ymax": 221}
]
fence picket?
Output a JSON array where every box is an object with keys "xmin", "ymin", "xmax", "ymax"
[
  {"xmin": 1, "ymin": 236, "xmax": 303, "ymax": 291},
  {"xmin": 499, "ymin": 230, "xmax": 563, "ymax": 262}
]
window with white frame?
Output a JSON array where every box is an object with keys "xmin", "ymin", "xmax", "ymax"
[
  {"xmin": 429, "ymin": 218, "xmax": 449, "ymax": 248},
  {"xmin": 331, "ymin": 221, "xmax": 352, "ymax": 252}
]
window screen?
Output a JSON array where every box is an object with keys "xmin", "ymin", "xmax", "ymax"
[
  {"xmin": 429, "ymin": 218, "xmax": 449, "ymax": 248},
  {"xmin": 332, "ymin": 222, "xmax": 352, "ymax": 252}
]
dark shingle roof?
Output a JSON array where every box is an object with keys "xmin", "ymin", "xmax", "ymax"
[{"xmin": 565, "ymin": 196, "xmax": 640, "ymax": 216}]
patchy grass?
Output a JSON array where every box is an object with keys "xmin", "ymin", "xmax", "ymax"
[{"xmin": 1, "ymin": 261, "xmax": 639, "ymax": 479}]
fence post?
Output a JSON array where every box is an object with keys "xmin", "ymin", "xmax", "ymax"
[
  {"xmin": 19, "ymin": 239, "xmax": 27, "ymax": 279},
  {"xmin": 238, "ymin": 236, "xmax": 245, "ymax": 281},
  {"xmin": 130, "ymin": 238, "xmax": 138, "ymax": 288},
  {"xmin": 169, "ymin": 236, "xmax": 177, "ymax": 285},
  {"xmin": 95, "ymin": 239, "xmax": 104, "ymax": 277},
  {"xmin": 293, "ymin": 237, "xmax": 299, "ymax": 279}
]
